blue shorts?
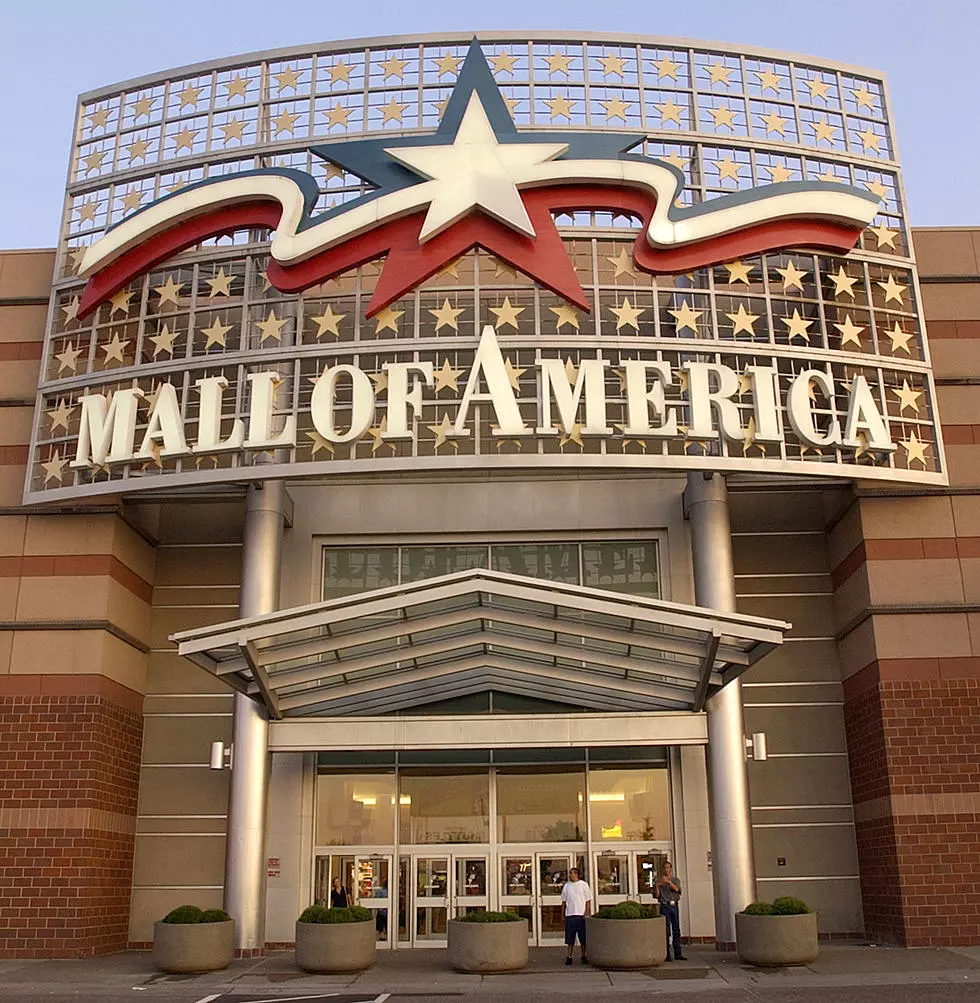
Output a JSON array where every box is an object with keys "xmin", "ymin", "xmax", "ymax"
[{"xmin": 564, "ymin": 915, "xmax": 586, "ymax": 946}]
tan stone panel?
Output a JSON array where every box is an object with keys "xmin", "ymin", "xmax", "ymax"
[
  {"xmin": 154, "ymin": 545, "xmax": 242, "ymax": 586},
  {"xmin": 132, "ymin": 833, "xmax": 226, "ymax": 888},
  {"xmin": 866, "ymin": 558, "xmax": 963, "ymax": 605},
  {"xmin": 105, "ymin": 579, "xmax": 153, "ymax": 646},
  {"xmin": 944, "ymin": 444, "xmax": 980, "ymax": 487},
  {"xmin": 930, "ymin": 338, "xmax": 980, "ymax": 380},
  {"xmin": 149, "ymin": 605, "xmax": 240, "ymax": 649},
  {"xmin": 0, "ymin": 251, "xmax": 56, "ymax": 298},
  {"xmin": 753, "ymin": 877, "xmax": 863, "ymax": 934},
  {"xmin": 961, "ymin": 559, "xmax": 980, "ymax": 603},
  {"xmin": 736, "ymin": 594, "xmax": 836, "ymax": 638},
  {"xmin": 24, "ymin": 513, "xmax": 115, "ymax": 556},
  {"xmin": 740, "ymin": 639, "xmax": 842, "ymax": 685},
  {"xmin": 729, "ymin": 490, "xmax": 827, "ymax": 534},
  {"xmin": 157, "ymin": 503, "xmax": 244, "ymax": 545},
  {"xmin": 8, "ymin": 628, "xmax": 147, "ymax": 693},
  {"xmin": 0, "ymin": 515, "xmax": 26, "ymax": 556},
  {"xmin": 137, "ymin": 815, "xmax": 226, "ymax": 834},
  {"xmin": 827, "ymin": 501, "xmax": 863, "ymax": 570},
  {"xmin": 872, "ymin": 611, "xmax": 972, "ymax": 660},
  {"xmin": 15, "ymin": 574, "xmax": 112, "ymax": 621},
  {"xmin": 152, "ymin": 585, "xmax": 241, "ymax": 608},
  {"xmin": 1, "ymin": 360, "xmax": 41, "ymax": 399},
  {"xmin": 752, "ymin": 821, "xmax": 858, "ymax": 879},
  {"xmin": 138, "ymin": 764, "xmax": 230, "ymax": 816},
  {"xmin": 936, "ymin": 385, "xmax": 980, "ymax": 425},
  {"xmin": 0, "ymin": 578, "xmax": 20, "ymax": 619},
  {"xmin": 833, "ymin": 564, "xmax": 871, "ymax": 631},
  {"xmin": 742, "ymin": 680, "xmax": 844, "ymax": 707},
  {"xmin": 147, "ymin": 651, "xmax": 231, "ymax": 695},
  {"xmin": 920, "ymin": 282, "xmax": 980, "ymax": 321},
  {"xmin": 141, "ymin": 713, "xmax": 233, "ymax": 766},
  {"xmin": 143, "ymin": 693, "xmax": 234, "ymax": 715},
  {"xmin": 732, "ymin": 535, "xmax": 830, "ymax": 575},
  {"xmin": 912, "ymin": 229, "xmax": 979, "ymax": 277},
  {"xmin": 0, "ymin": 630, "xmax": 11, "ymax": 673},
  {"xmin": 0, "ymin": 304, "xmax": 47, "ymax": 343},
  {"xmin": 736, "ymin": 574, "xmax": 831, "ymax": 596},
  {"xmin": 749, "ymin": 803, "xmax": 854, "ymax": 826},
  {"xmin": 0, "ymin": 465, "xmax": 27, "ymax": 507},
  {"xmin": 0, "ymin": 407, "xmax": 33, "ymax": 447},
  {"xmin": 744, "ymin": 754, "xmax": 854, "ymax": 806},
  {"xmin": 111, "ymin": 518, "xmax": 156, "ymax": 584},
  {"xmin": 967, "ymin": 612, "xmax": 980, "ymax": 655},
  {"xmin": 128, "ymin": 887, "xmax": 224, "ymax": 944},
  {"xmin": 742, "ymin": 704, "xmax": 848, "ymax": 755},
  {"xmin": 951, "ymin": 495, "xmax": 980, "ymax": 536},
  {"xmin": 859, "ymin": 495, "xmax": 955, "ymax": 539},
  {"xmin": 837, "ymin": 617, "xmax": 877, "ymax": 680},
  {"xmin": 101, "ymin": 631, "xmax": 148, "ymax": 692}
]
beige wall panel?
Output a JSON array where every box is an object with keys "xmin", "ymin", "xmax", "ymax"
[
  {"xmin": 742, "ymin": 704, "xmax": 848, "ymax": 755},
  {"xmin": 837, "ymin": 617, "xmax": 877, "ymax": 679},
  {"xmin": 871, "ymin": 611, "xmax": 972, "ymax": 660},
  {"xmin": 266, "ymin": 752, "xmax": 313, "ymax": 943},
  {"xmin": 945, "ymin": 445, "xmax": 980, "ymax": 487},
  {"xmin": 736, "ymin": 594, "xmax": 836, "ymax": 638},
  {"xmin": 132, "ymin": 833, "xmax": 226, "ymax": 887},
  {"xmin": 753, "ymin": 822, "xmax": 859, "ymax": 879},
  {"xmin": 746, "ymin": 755, "xmax": 854, "ymax": 807},
  {"xmin": 149, "ymin": 605, "xmax": 240, "ymax": 649},
  {"xmin": 143, "ymin": 693, "xmax": 234, "ymax": 715},
  {"xmin": 0, "ymin": 515, "xmax": 26, "ymax": 555},
  {"xmin": 154, "ymin": 545, "xmax": 242, "ymax": 586},
  {"xmin": 750, "ymin": 804, "xmax": 855, "ymax": 826},
  {"xmin": 9, "ymin": 628, "xmax": 146, "ymax": 692},
  {"xmin": 152, "ymin": 585, "xmax": 240, "ymax": 608},
  {"xmin": 732, "ymin": 535, "xmax": 829, "ymax": 575},
  {"xmin": 0, "ymin": 303, "xmax": 47, "ymax": 342},
  {"xmin": 147, "ymin": 651, "xmax": 231, "ymax": 694},
  {"xmin": 141, "ymin": 714, "xmax": 233, "ymax": 766},
  {"xmin": 0, "ymin": 251, "xmax": 56, "ymax": 297},
  {"xmin": 827, "ymin": 501, "xmax": 863, "ymax": 569},
  {"xmin": 967, "ymin": 613, "xmax": 980, "ymax": 654},
  {"xmin": 936, "ymin": 385, "xmax": 980, "ymax": 425},
  {"xmin": 0, "ymin": 578, "xmax": 20, "ymax": 619},
  {"xmin": 15, "ymin": 574, "xmax": 112, "ymax": 621},
  {"xmin": 930, "ymin": 338, "xmax": 980, "ymax": 380},
  {"xmin": 0, "ymin": 630, "xmax": 12, "ymax": 674},
  {"xmin": 858, "ymin": 495, "xmax": 955, "ymax": 540},
  {"xmin": 129, "ymin": 888, "xmax": 224, "ymax": 944},
  {"xmin": 0, "ymin": 406, "xmax": 33, "ymax": 446},
  {"xmin": 24, "ymin": 513, "xmax": 115, "ymax": 556},
  {"xmin": 138, "ymin": 816, "xmax": 226, "ymax": 834},
  {"xmin": 913, "ymin": 229, "xmax": 979, "ymax": 276},
  {"xmin": 104, "ymin": 580, "xmax": 153, "ymax": 643},
  {"xmin": 920, "ymin": 283, "xmax": 980, "ymax": 320},
  {"xmin": 736, "ymin": 574, "xmax": 831, "ymax": 596},
  {"xmin": 866, "ymin": 558, "xmax": 963, "ymax": 605},
  {"xmin": 729, "ymin": 490, "xmax": 827, "ymax": 534},
  {"xmin": 157, "ymin": 503, "xmax": 244, "ymax": 545},
  {"xmin": 1, "ymin": 360, "xmax": 40, "ymax": 400},
  {"xmin": 743, "ymin": 681, "xmax": 844, "ymax": 705},
  {"xmin": 0, "ymin": 464, "xmax": 27, "ymax": 506},
  {"xmin": 740, "ymin": 639, "xmax": 842, "ymax": 684},
  {"xmin": 138, "ymin": 765, "xmax": 230, "ymax": 816},
  {"xmin": 833, "ymin": 565, "xmax": 871, "ymax": 631},
  {"xmin": 951, "ymin": 495, "xmax": 980, "ymax": 537},
  {"xmin": 755, "ymin": 878, "xmax": 864, "ymax": 934},
  {"xmin": 111, "ymin": 518, "xmax": 156, "ymax": 584}
]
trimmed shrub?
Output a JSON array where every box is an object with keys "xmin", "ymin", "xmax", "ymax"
[
  {"xmin": 594, "ymin": 901, "xmax": 658, "ymax": 920},
  {"xmin": 456, "ymin": 910, "xmax": 523, "ymax": 923},
  {"xmin": 298, "ymin": 905, "xmax": 373, "ymax": 924},
  {"xmin": 199, "ymin": 908, "xmax": 231, "ymax": 923},
  {"xmin": 742, "ymin": 902, "xmax": 776, "ymax": 916},
  {"xmin": 161, "ymin": 905, "xmax": 205, "ymax": 924},
  {"xmin": 772, "ymin": 896, "xmax": 811, "ymax": 915}
]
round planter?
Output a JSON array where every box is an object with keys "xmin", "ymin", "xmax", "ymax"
[
  {"xmin": 736, "ymin": 911, "xmax": 819, "ymax": 966},
  {"xmin": 447, "ymin": 918, "xmax": 528, "ymax": 973},
  {"xmin": 584, "ymin": 915, "xmax": 666, "ymax": 969},
  {"xmin": 295, "ymin": 918, "xmax": 377, "ymax": 973},
  {"xmin": 152, "ymin": 919, "xmax": 235, "ymax": 973}
]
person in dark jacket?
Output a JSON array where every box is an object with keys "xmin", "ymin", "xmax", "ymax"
[
  {"xmin": 330, "ymin": 876, "xmax": 350, "ymax": 908},
  {"xmin": 656, "ymin": 861, "xmax": 687, "ymax": 961}
]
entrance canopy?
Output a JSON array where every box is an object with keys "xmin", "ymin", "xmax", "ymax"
[{"xmin": 171, "ymin": 569, "xmax": 789, "ymax": 719}]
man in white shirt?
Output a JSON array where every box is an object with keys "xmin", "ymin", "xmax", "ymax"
[{"xmin": 560, "ymin": 867, "xmax": 592, "ymax": 965}]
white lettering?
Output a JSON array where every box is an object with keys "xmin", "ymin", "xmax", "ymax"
[
  {"xmin": 843, "ymin": 375, "xmax": 896, "ymax": 452},
  {"xmin": 684, "ymin": 362, "xmax": 742, "ymax": 441},
  {"xmin": 454, "ymin": 325, "xmax": 529, "ymax": 437},
  {"xmin": 536, "ymin": 358, "xmax": 611, "ymax": 435},
  {"xmin": 70, "ymin": 388, "xmax": 143, "ymax": 469},
  {"xmin": 746, "ymin": 366, "xmax": 782, "ymax": 443},
  {"xmin": 136, "ymin": 383, "xmax": 190, "ymax": 460},
  {"xmin": 383, "ymin": 362, "xmax": 434, "ymax": 439},
  {"xmin": 310, "ymin": 365, "xmax": 375, "ymax": 443},
  {"xmin": 193, "ymin": 376, "xmax": 244, "ymax": 453},
  {"xmin": 786, "ymin": 370, "xmax": 842, "ymax": 447},
  {"xmin": 622, "ymin": 361, "xmax": 677, "ymax": 437},
  {"xmin": 244, "ymin": 371, "xmax": 296, "ymax": 449}
]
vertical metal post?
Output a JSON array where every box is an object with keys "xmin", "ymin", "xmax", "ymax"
[
  {"xmin": 685, "ymin": 472, "xmax": 756, "ymax": 949},
  {"xmin": 225, "ymin": 480, "xmax": 286, "ymax": 954}
]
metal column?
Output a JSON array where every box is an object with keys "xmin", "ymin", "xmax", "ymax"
[
  {"xmin": 685, "ymin": 472, "xmax": 756, "ymax": 948},
  {"xmin": 224, "ymin": 480, "xmax": 286, "ymax": 954}
]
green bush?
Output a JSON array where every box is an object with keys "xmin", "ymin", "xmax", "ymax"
[
  {"xmin": 298, "ymin": 905, "xmax": 373, "ymax": 924},
  {"xmin": 772, "ymin": 896, "xmax": 811, "ymax": 915},
  {"xmin": 161, "ymin": 905, "xmax": 204, "ymax": 924},
  {"xmin": 742, "ymin": 901, "xmax": 776, "ymax": 916},
  {"xmin": 594, "ymin": 901, "xmax": 658, "ymax": 920},
  {"xmin": 199, "ymin": 908, "xmax": 231, "ymax": 923},
  {"xmin": 456, "ymin": 910, "xmax": 523, "ymax": 923}
]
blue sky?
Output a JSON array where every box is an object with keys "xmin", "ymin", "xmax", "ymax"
[{"xmin": 0, "ymin": 0, "xmax": 973, "ymax": 248}]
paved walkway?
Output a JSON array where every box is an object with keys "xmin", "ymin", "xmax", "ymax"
[{"xmin": 0, "ymin": 943, "xmax": 978, "ymax": 1000}]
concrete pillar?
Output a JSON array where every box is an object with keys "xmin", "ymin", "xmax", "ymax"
[
  {"xmin": 685, "ymin": 471, "xmax": 756, "ymax": 948},
  {"xmin": 224, "ymin": 480, "xmax": 286, "ymax": 954}
]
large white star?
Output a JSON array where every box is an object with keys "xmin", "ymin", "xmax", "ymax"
[{"xmin": 384, "ymin": 92, "xmax": 567, "ymax": 242}]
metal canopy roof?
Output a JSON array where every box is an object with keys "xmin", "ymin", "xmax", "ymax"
[{"xmin": 171, "ymin": 569, "xmax": 790, "ymax": 719}]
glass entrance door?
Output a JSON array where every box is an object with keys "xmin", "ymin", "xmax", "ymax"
[
  {"xmin": 594, "ymin": 852, "xmax": 631, "ymax": 908},
  {"xmin": 454, "ymin": 855, "xmax": 488, "ymax": 915},
  {"xmin": 635, "ymin": 850, "xmax": 669, "ymax": 907},
  {"xmin": 500, "ymin": 855, "xmax": 535, "ymax": 942},
  {"xmin": 413, "ymin": 856, "xmax": 449, "ymax": 944},
  {"xmin": 537, "ymin": 852, "xmax": 573, "ymax": 943},
  {"xmin": 354, "ymin": 854, "xmax": 393, "ymax": 946}
]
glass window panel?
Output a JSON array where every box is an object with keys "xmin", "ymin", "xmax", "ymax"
[
  {"xmin": 588, "ymin": 766, "xmax": 671, "ymax": 842},
  {"xmin": 401, "ymin": 544, "xmax": 488, "ymax": 583},
  {"xmin": 582, "ymin": 541, "xmax": 660, "ymax": 597},
  {"xmin": 491, "ymin": 543, "xmax": 580, "ymax": 584},
  {"xmin": 398, "ymin": 773, "xmax": 490, "ymax": 844},
  {"xmin": 496, "ymin": 768, "xmax": 586, "ymax": 842},
  {"xmin": 322, "ymin": 546, "xmax": 398, "ymax": 599},
  {"xmin": 315, "ymin": 772, "xmax": 396, "ymax": 845}
]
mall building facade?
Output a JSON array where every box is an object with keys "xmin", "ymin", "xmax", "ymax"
[{"xmin": 0, "ymin": 32, "xmax": 978, "ymax": 958}]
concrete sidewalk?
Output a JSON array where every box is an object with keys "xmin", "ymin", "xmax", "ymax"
[{"xmin": 0, "ymin": 943, "xmax": 978, "ymax": 999}]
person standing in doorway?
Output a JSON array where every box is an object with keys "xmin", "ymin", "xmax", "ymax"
[
  {"xmin": 330, "ymin": 876, "xmax": 349, "ymax": 908},
  {"xmin": 560, "ymin": 866, "xmax": 592, "ymax": 965},
  {"xmin": 656, "ymin": 861, "xmax": 687, "ymax": 961}
]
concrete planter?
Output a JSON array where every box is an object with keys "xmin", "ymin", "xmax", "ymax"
[
  {"xmin": 447, "ymin": 918, "xmax": 528, "ymax": 972},
  {"xmin": 152, "ymin": 919, "xmax": 235, "ymax": 973},
  {"xmin": 585, "ymin": 915, "xmax": 666, "ymax": 969},
  {"xmin": 295, "ymin": 919, "xmax": 376, "ymax": 973},
  {"xmin": 736, "ymin": 912, "xmax": 819, "ymax": 966}
]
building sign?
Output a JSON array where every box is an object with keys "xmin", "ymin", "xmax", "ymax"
[{"xmin": 26, "ymin": 33, "xmax": 946, "ymax": 502}]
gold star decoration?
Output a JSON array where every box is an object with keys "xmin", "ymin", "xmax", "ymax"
[
  {"xmin": 271, "ymin": 109, "xmax": 298, "ymax": 135},
  {"xmin": 818, "ymin": 168, "xmax": 841, "ymax": 183},
  {"xmin": 726, "ymin": 303, "xmax": 759, "ymax": 335},
  {"xmin": 434, "ymin": 358, "xmax": 464, "ymax": 394},
  {"xmin": 857, "ymin": 127, "xmax": 882, "ymax": 153},
  {"xmin": 132, "ymin": 94, "xmax": 155, "ymax": 119},
  {"xmin": 724, "ymin": 259, "xmax": 754, "ymax": 284},
  {"xmin": 87, "ymin": 106, "xmax": 111, "ymax": 130},
  {"xmin": 172, "ymin": 127, "xmax": 198, "ymax": 153},
  {"xmin": 178, "ymin": 83, "xmax": 201, "ymax": 109},
  {"xmin": 309, "ymin": 304, "xmax": 344, "ymax": 339},
  {"xmin": 47, "ymin": 399, "xmax": 74, "ymax": 432},
  {"xmin": 374, "ymin": 305, "xmax": 404, "ymax": 334},
  {"xmin": 224, "ymin": 74, "xmax": 249, "ymax": 99},
  {"xmin": 491, "ymin": 51, "xmax": 518, "ymax": 75},
  {"xmin": 76, "ymin": 199, "xmax": 97, "ymax": 224},
  {"xmin": 154, "ymin": 276, "xmax": 184, "ymax": 306},
  {"xmin": 558, "ymin": 423, "xmax": 584, "ymax": 450},
  {"xmin": 433, "ymin": 53, "xmax": 461, "ymax": 76},
  {"xmin": 220, "ymin": 117, "xmax": 246, "ymax": 143},
  {"xmin": 865, "ymin": 178, "xmax": 889, "ymax": 200},
  {"xmin": 546, "ymin": 51, "xmax": 574, "ymax": 75},
  {"xmin": 600, "ymin": 53, "xmax": 628, "ymax": 77},
  {"xmin": 663, "ymin": 151, "xmax": 688, "ymax": 171},
  {"xmin": 325, "ymin": 103, "xmax": 354, "ymax": 128},
  {"xmin": 547, "ymin": 94, "xmax": 576, "ymax": 121},
  {"xmin": 100, "ymin": 331, "xmax": 130, "ymax": 364},
  {"xmin": 869, "ymin": 222, "xmax": 899, "ymax": 250},
  {"xmin": 82, "ymin": 149, "xmax": 105, "ymax": 174},
  {"xmin": 776, "ymin": 259, "xmax": 808, "ymax": 292},
  {"xmin": 707, "ymin": 104, "xmax": 736, "ymax": 130},
  {"xmin": 490, "ymin": 297, "xmax": 525, "ymax": 330},
  {"xmin": 656, "ymin": 98, "xmax": 684, "ymax": 125},
  {"xmin": 121, "ymin": 188, "xmax": 144, "ymax": 214},
  {"xmin": 877, "ymin": 274, "xmax": 907, "ymax": 305},
  {"xmin": 717, "ymin": 156, "xmax": 741, "ymax": 182},
  {"xmin": 430, "ymin": 298, "xmax": 464, "ymax": 332},
  {"xmin": 668, "ymin": 300, "xmax": 702, "ymax": 333},
  {"xmin": 608, "ymin": 247, "xmax": 637, "ymax": 279},
  {"xmin": 274, "ymin": 66, "xmax": 303, "ymax": 91},
  {"xmin": 503, "ymin": 357, "xmax": 526, "ymax": 391},
  {"xmin": 369, "ymin": 370, "xmax": 388, "ymax": 394},
  {"xmin": 760, "ymin": 109, "xmax": 788, "ymax": 136},
  {"xmin": 805, "ymin": 75, "xmax": 832, "ymax": 101},
  {"xmin": 306, "ymin": 430, "xmax": 335, "ymax": 457},
  {"xmin": 706, "ymin": 62, "xmax": 733, "ymax": 86},
  {"xmin": 901, "ymin": 429, "xmax": 929, "ymax": 467},
  {"xmin": 109, "ymin": 288, "xmax": 134, "ymax": 316},
  {"xmin": 782, "ymin": 308, "xmax": 813, "ymax": 342},
  {"xmin": 206, "ymin": 267, "xmax": 235, "ymax": 298},
  {"xmin": 327, "ymin": 60, "xmax": 353, "ymax": 85},
  {"xmin": 256, "ymin": 310, "xmax": 288, "ymax": 343},
  {"xmin": 200, "ymin": 316, "xmax": 233, "ymax": 349},
  {"xmin": 54, "ymin": 341, "xmax": 82, "ymax": 374},
  {"xmin": 852, "ymin": 85, "xmax": 876, "ymax": 110},
  {"xmin": 829, "ymin": 266, "xmax": 860, "ymax": 299},
  {"xmin": 550, "ymin": 304, "xmax": 580, "ymax": 331},
  {"xmin": 149, "ymin": 323, "xmax": 178, "ymax": 357},
  {"xmin": 367, "ymin": 417, "xmax": 396, "ymax": 454},
  {"xmin": 41, "ymin": 450, "xmax": 68, "ymax": 486},
  {"xmin": 811, "ymin": 117, "xmax": 838, "ymax": 144},
  {"xmin": 126, "ymin": 136, "xmax": 151, "ymax": 161},
  {"xmin": 601, "ymin": 96, "xmax": 631, "ymax": 122},
  {"xmin": 743, "ymin": 416, "xmax": 766, "ymax": 456},
  {"xmin": 765, "ymin": 163, "xmax": 793, "ymax": 183},
  {"xmin": 437, "ymin": 258, "xmax": 460, "ymax": 278},
  {"xmin": 834, "ymin": 314, "xmax": 865, "ymax": 348},
  {"xmin": 380, "ymin": 97, "xmax": 408, "ymax": 124},
  {"xmin": 892, "ymin": 379, "xmax": 922, "ymax": 414},
  {"xmin": 610, "ymin": 297, "xmax": 646, "ymax": 331},
  {"xmin": 886, "ymin": 321, "xmax": 914, "ymax": 354},
  {"xmin": 755, "ymin": 68, "xmax": 782, "ymax": 94},
  {"xmin": 379, "ymin": 55, "xmax": 409, "ymax": 80},
  {"xmin": 652, "ymin": 55, "xmax": 680, "ymax": 81},
  {"xmin": 61, "ymin": 296, "xmax": 80, "ymax": 324},
  {"xmin": 428, "ymin": 412, "xmax": 459, "ymax": 452},
  {"xmin": 168, "ymin": 176, "xmax": 189, "ymax": 194}
]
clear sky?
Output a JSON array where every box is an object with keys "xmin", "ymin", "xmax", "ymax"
[{"xmin": 0, "ymin": 0, "xmax": 973, "ymax": 248}]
